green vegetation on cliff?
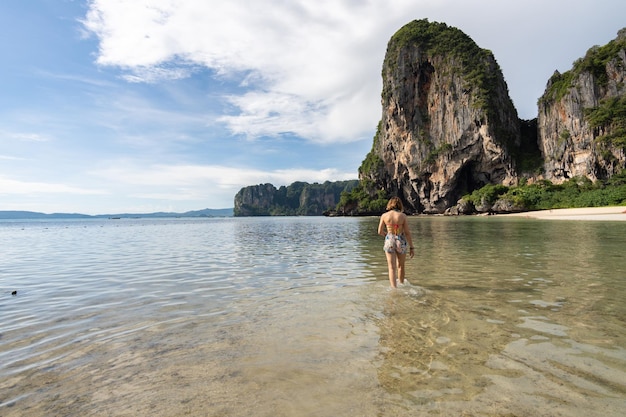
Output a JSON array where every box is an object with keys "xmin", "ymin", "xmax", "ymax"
[
  {"xmin": 387, "ymin": 19, "xmax": 492, "ymax": 75},
  {"xmin": 335, "ymin": 180, "xmax": 389, "ymax": 215},
  {"xmin": 385, "ymin": 19, "xmax": 504, "ymax": 115},
  {"xmin": 542, "ymin": 32, "xmax": 626, "ymax": 104},
  {"xmin": 585, "ymin": 96, "xmax": 626, "ymax": 150},
  {"xmin": 343, "ymin": 121, "xmax": 389, "ymax": 215},
  {"xmin": 358, "ymin": 121, "xmax": 384, "ymax": 180},
  {"xmin": 463, "ymin": 170, "xmax": 626, "ymax": 211}
]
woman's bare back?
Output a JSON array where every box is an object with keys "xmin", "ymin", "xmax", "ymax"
[{"xmin": 379, "ymin": 210, "xmax": 407, "ymax": 236}]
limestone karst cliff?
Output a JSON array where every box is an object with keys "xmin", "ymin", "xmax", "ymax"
[
  {"xmin": 360, "ymin": 19, "xmax": 525, "ymax": 214},
  {"xmin": 357, "ymin": 19, "xmax": 626, "ymax": 214},
  {"xmin": 537, "ymin": 28, "xmax": 626, "ymax": 183},
  {"xmin": 233, "ymin": 180, "xmax": 358, "ymax": 216}
]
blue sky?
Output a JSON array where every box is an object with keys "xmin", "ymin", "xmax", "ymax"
[{"xmin": 1, "ymin": 0, "xmax": 625, "ymax": 215}]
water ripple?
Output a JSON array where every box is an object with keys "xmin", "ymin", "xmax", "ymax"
[{"xmin": 1, "ymin": 216, "xmax": 625, "ymax": 416}]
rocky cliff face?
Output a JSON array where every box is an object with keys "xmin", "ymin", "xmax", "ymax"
[
  {"xmin": 361, "ymin": 20, "xmax": 626, "ymax": 214},
  {"xmin": 537, "ymin": 29, "xmax": 626, "ymax": 182},
  {"xmin": 363, "ymin": 19, "xmax": 521, "ymax": 214},
  {"xmin": 233, "ymin": 180, "xmax": 358, "ymax": 216},
  {"xmin": 234, "ymin": 183, "xmax": 277, "ymax": 216}
]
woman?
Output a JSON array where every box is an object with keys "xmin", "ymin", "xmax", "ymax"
[{"xmin": 377, "ymin": 197, "xmax": 414, "ymax": 288}]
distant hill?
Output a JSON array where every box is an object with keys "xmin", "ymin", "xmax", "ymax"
[
  {"xmin": 0, "ymin": 211, "xmax": 93, "ymax": 219},
  {"xmin": 0, "ymin": 208, "xmax": 233, "ymax": 219}
]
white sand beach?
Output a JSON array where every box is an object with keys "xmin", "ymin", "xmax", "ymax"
[{"xmin": 502, "ymin": 206, "xmax": 626, "ymax": 221}]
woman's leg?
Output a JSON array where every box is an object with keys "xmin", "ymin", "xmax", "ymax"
[
  {"xmin": 385, "ymin": 252, "xmax": 398, "ymax": 288},
  {"xmin": 397, "ymin": 253, "xmax": 407, "ymax": 284}
]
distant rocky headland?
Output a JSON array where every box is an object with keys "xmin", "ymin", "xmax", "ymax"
[
  {"xmin": 235, "ymin": 19, "xmax": 626, "ymax": 216},
  {"xmin": 233, "ymin": 181, "xmax": 358, "ymax": 216}
]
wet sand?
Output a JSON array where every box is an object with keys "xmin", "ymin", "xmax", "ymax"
[{"xmin": 501, "ymin": 206, "xmax": 626, "ymax": 221}]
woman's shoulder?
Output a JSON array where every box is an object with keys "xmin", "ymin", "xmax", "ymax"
[{"xmin": 386, "ymin": 211, "xmax": 405, "ymax": 223}]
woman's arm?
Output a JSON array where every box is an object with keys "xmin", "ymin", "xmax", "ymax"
[
  {"xmin": 403, "ymin": 215, "xmax": 415, "ymax": 257},
  {"xmin": 378, "ymin": 215, "xmax": 387, "ymax": 237}
]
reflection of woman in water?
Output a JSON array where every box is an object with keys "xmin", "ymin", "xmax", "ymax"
[{"xmin": 378, "ymin": 197, "xmax": 414, "ymax": 288}]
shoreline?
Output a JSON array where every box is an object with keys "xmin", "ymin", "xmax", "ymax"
[{"xmin": 497, "ymin": 206, "xmax": 626, "ymax": 221}]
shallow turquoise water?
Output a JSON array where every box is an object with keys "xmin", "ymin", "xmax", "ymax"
[{"xmin": 1, "ymin": 216, "xmax": 625, "ymax": 416}]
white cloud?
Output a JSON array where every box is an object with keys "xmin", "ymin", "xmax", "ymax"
[
  {"xmin": 121, "ymin": 65, "xmax": 196, "ymax": 84},
  {"xmin": 0, "ymin": 176, "xmax": 108, "ymax": 196},
  {"xmin": 82, "ymin": 0, "xmax": 396, "ymax": 143},
  {"xmin": 2, "ymin": 131, "xmax": 51, "ymax": 142},
  {"xmin": 91, "ymin": 162, "xmax": 356, "ymax": 192},
  {"xmin": 82, "ymin": 0, "xmax": 626, "ymax": 140}
]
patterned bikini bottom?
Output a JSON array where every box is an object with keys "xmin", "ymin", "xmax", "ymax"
[{"xmin": 383, "ymin": 233, "xmax": 408, "ymax": 254}]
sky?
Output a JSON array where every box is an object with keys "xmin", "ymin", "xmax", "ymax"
[{"xmin": 1, "ymin": 0, "xmax": 625, "ymax": 215}]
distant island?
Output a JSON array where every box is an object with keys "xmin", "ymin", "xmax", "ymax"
[{"xmin": 0, "ymin": 208, "xmax": 233, "ymax": 220}]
